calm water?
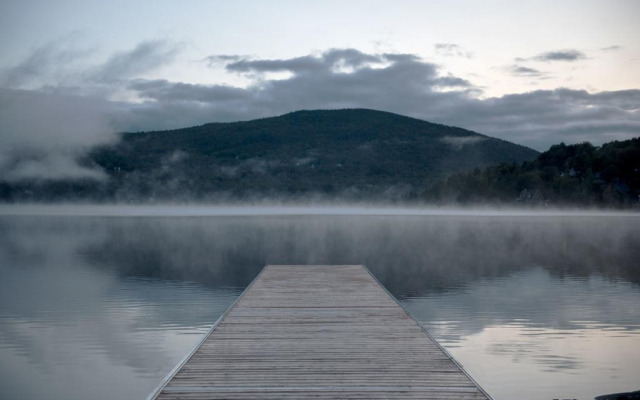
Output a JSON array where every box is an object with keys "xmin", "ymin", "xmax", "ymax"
[{"xmin": 1, "ymin": 206, "xmax": 639, "ymax": 400}]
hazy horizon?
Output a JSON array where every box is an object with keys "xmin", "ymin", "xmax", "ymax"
[{"xmin": 2, "ymin": 203, "xmax": 640, "ymax": 217}]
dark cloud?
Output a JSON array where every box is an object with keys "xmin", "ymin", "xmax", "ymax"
[
  {"xmin": 201, "ymin": 54, "xmax": 247, "ymax": 67},
  {"xmin": 601, "ymin": 45, "xmax": 622, "ymax": 52},
  {"xmin": 221, "ymin": 49, "xmax": 388, "ymax": 75},
  {"xmin": 587, "ymin": 89, "xmax": 640, "ymax": 110},
  {"xmin": 225, "ymin": 56, "xmax": 325, "ymax": 74},
  {"xmin": 434, "ymin": 43, "xmax": 473, "ymax": 58},
  {"xmin": 507, "ymin": 65, "xmax": 543, "ymax": 76},
  {"xmin": 116, "ymin": 49, "xmax": 475, "ymax": 131},
  {"xmin": 128, "ymin": 79, "xmax": 250, "ymax": 103},
  {"xmin": 321, "ymin": 48, "xmax": 383, "ymax": 68},
  {"xmin": 381, "ymin": 53, "xmax": 421, "ymax": 63},
  {"xmin": 440, "ymin": 89, "xmax": 640, "ymax": 148},
  {"xmin": 433, "ymin": 76, "xmax": 473, "ymax": 87},
  {"xmin": 517, "ymin": 49, "xmax": 587, "ymax": 62}
]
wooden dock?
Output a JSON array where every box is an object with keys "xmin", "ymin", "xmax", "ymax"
[{"xmin": 148, "ymin": 265, "xmax": 492, "ymax": 400}]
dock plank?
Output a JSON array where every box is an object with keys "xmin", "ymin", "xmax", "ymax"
[{"xmin": 149, "ymin": 265, "xmax": 492, "ymax": 399}]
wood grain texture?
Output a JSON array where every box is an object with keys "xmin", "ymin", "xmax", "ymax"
[{"xmin": 150, "ymin": 265, "xmax": 492, "ymax": 400}]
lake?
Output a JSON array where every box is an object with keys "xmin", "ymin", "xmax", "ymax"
[{"xmin": 1, "ymin": 205, "xmax": 639, "ymax": 400}]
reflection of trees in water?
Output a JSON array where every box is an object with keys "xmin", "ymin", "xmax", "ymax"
[
  {"xmin": 3, "ymin": 214, "xmax": 638, "ymax": 400},
  {"xmin": 71, "ymin": 215, "xmax": 640, "ymax": 297},
  {"xmin": 3, "ymin": 215, "xmax": 637, "ymax": 295}
]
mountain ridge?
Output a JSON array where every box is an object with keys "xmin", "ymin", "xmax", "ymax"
[{"xmin": 1, "ymin": 108, "xmax": 539, "ymax": 201}]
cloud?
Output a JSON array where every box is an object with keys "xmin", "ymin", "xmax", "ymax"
[
  {"xmin": 0, "ymin": 33, "xmax": 93, "ymax": 90},
  {"xmin": 225, "ymin": 56, "xmax": 325, "ymax": 74},
  {"xmin": 0, "ymin": 39, "xmax": 181, "ymax": 181},
  {"xmin": 442, "ymin": 89, "xmax": 640, "ymax": 148},
  {"xmin": 128, "ymin": 79, "xmax": 250, "ymax": 103},
  {"xmin": 0, "ymin": 38, "xmax": 181, "ymax": 92},
  {"xmin": 506, "ymin": 65, "xmax": 544, "ymax": 77},
  {"xmin": 517, "ymin": 49, "xmax": 587, "ymax": 62},
  {"xmin": 219, "ymin": 49, "xmax": 393, "ymax": 76},
  {"xmin": 434, "ymin": 43, "xmax": 473, "ymax": 58},
  {"xmin": 1, "ymin": 153, "xmax": 107, "ymax": 181},
  {"xmin": 91, "ymin": 40, "xmax": 182, "ymax": 83},
  {"xmin": 0, "ymin": 88, "xmax": 116, "ymax": 181},
  {"xmin": 201, "ymin": 54, "xmax": 248, "ymax": 67},
  {"xmin": 601, "ymin": 45, "xmax": 622, "ymax": 52},
  {"xmin": 433, "ymin": 75, "xmax": 473, "ymax": 88},
  {"xmin": 122, "ymin": 49, "xmax": 480, "ymax": 131},
  {"xmin": 441, "ymin": 136, "xmax": 486, "ymax": 150}
]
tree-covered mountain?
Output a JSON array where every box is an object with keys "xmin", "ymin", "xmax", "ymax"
[
  {"xmin": 427, "ymin": 138, "xmax": 640, "ymax": 207},
  {"xmin": 0, "ymin": 109, "xmax": 538, "ymax": 202}
]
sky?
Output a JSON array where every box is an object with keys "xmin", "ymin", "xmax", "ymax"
[{"xmin": 0, "ymin": 0, "xmax": 639, "ymax": 180}]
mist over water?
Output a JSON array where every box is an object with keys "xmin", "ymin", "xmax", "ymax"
[{"xmin": 0, "ymin": 206, "xmax": 639, "ymax": 400}]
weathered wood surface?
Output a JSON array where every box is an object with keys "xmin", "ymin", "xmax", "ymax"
[{"xmin": 150, "ymin": 265, "xmax": 492, "ymax": 399}]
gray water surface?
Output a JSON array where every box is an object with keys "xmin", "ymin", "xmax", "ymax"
[{"xmin": 1, "ymin": 206, "xmax": 639, "ymax": 400}]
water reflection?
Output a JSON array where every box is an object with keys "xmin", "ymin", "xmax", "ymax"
[
  {"xmin": 0, "ymin": 218, "xmax": 240, "ymax": 400},
  {"xmin": 6, "ymin": 214, "xmax": 634, "ymax": 292},
  {"xmin": 405, "ymin": 267, "xmax": 640, "ymax": 399},
  {"xmin": 0, "ymin": 210, "xmax": 639, "ymax": 400}
]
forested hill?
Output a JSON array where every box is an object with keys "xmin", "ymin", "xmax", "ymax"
[
  {"xmin": 427, "ymin": 138, "xmax": 640, "ymax": 207},
  {"xmin": 1, "ymin": 109, "xmax": 539, "ymax": 201}
]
